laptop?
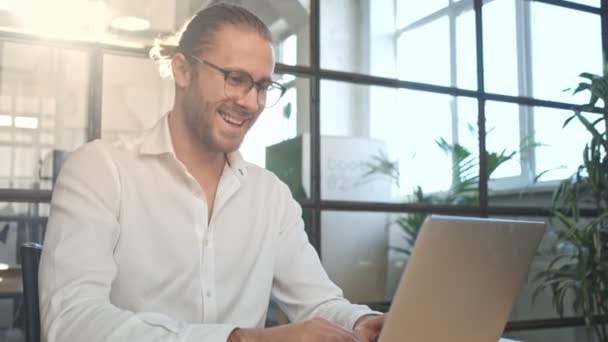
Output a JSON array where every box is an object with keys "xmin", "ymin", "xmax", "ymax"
[{"xmin": 378, "ymin": 215, "xmax": 546, "ymax": 342}]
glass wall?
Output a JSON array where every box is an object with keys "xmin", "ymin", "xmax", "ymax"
[
  {"xmin": 321, "ymin": 210, "xmax": 392, "ymax": 303},
  {"xmin": 397, "ymin": 0, "xmax": 477, "ymax": 89},
  {"xmin": 244, "ymin": 75, "xmax": 310, "ymax": 169},
  {"xmin": 320, "ymin": 80, "xmax": 482, "ymax": 204},
  {"xmin": 0, "ymin": 42, "xmax": 88, "ymax": 190},
  {"xmin": 101, "ymin": 54, "xmax": 174, "ymax": 140},
  {"xmin": 483, "ymin": 0, "xmax": 602, "ymax": 103},
  {"xmin": 316, "ymin": 0, "xmax": 605, "ymax": 339}
]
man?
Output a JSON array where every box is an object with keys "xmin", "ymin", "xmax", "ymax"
[{"xmin": 39, "ymin": 4, "xmax": 385, "ymax": 342}]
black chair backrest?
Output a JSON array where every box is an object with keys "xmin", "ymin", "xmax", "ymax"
[{"xmin": 21, "ymin": 242, "xmax": 42, "ymax": 342}]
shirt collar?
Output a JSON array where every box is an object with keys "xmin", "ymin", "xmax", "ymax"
[
  {"xmin": 225, "ymin": 150, "xmax": 248, "ymax": 178},
  {"xmin": 139, "ymin": 113, "xmax": 249, "ymax": 178},
  {"xmin": 139, "ymin": 113, "xmax": 174, "ymax": 156}
]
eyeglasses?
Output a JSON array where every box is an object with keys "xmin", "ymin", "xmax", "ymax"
[{"xmin": 190, "ymin": 55, "xmax": 287, "ymax": 108}]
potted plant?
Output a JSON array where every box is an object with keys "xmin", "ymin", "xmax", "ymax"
[{"xmin": 534, "ymin": 66, "xmax": 608, "ymax": 341}]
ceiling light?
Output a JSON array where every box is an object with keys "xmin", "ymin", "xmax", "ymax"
[
  {"xmin": 0, "ymin": 263, "xmax": 8, "ymax": 271},
  {"xmin": 110, "ymin": 16, "xmax": 150, "ymax": 32}
]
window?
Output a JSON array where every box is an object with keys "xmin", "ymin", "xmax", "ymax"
[
  {"xmin": 394, "ymin": 0, "xmax": 603, "ymax": 192},
  {"xmin": 397, "ymin": 0, "xmax": 477, "ymax": 89},
  {"xmin": 241, "ymin": 36, "xmax": 304, "ymax": 168},
  {"xmin": 241, "ymin": 75, "xmax": 307, "ymax": 168}
]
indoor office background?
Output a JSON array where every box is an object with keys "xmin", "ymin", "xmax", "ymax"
[{"xmin": 0, "ymin": 0, "xmax": 604, "ymax": 341}]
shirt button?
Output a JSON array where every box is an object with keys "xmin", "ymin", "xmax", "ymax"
[{"xmin": 206, "ymin": 290, "xmax": 212, "ymax": 298}]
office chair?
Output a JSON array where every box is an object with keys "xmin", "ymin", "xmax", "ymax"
[{"xmin": 21, "ymin": 242, "xmax": 42, "ymax": 342}]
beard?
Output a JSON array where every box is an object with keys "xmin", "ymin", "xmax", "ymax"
[
  {"xmin": 183, "ymin": 93, "xmax": 217, "ymax": 150},
  {"xmin": 181, "ymin": 82, "xmax": 254, "ymax": 153}
]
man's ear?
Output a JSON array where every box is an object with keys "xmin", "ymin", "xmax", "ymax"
[{"xmin": 172, "ymin": 53, "xmax": 193, "ymax": 88}]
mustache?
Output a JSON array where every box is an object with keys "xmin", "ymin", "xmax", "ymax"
[{"xmin": 217, "ymin": 104, "xmax": 256, "ymax": 118}]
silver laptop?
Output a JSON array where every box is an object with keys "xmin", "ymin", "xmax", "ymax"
[{"xmin": 378, "ymin": 215, "xmax": 546, "ymax": 342}]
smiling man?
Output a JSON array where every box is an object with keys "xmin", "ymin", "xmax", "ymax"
[{"xmin": 39, "ymin": 3, "xmax": 384, "ymax": 342}]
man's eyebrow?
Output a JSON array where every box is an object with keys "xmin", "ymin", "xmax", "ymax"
[
  {"xmin": 226, "ymin": 66, "xmax": 273, "ymax": 83},
  {"xmin": 257, "ymin": 77, "xmax": 274, "ymax": 83}
]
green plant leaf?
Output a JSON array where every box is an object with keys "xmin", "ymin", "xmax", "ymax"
[
  {"xmin": 562, "ymin": 113, "xmax": 578, "ymax": 128},
  {"xmin": 360, "ymin": 150, "xmax": 400, "ymax": 187},
  {"xmin": 282, "ymin": 102, "xmax": 292, "ymax": 120},
  {"xmin": 574, "ymin": 112, "xmax": 607, "ymax": 152},
  {"xmin": 537, "ymin": 65, "xmax": 608, "ymax": 341},
  {"xmin": 579, "ymin": 72, "xmax": 601, "ymax": 80},
  {"xmin": 589, "ymin": 94, "xmax": 600, "ymax": 107},
  {"xmin": 573, "ymin": 82, "xmax": 592, "ymax": 95}
]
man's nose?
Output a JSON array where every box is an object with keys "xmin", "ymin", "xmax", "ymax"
[{"xmin": 237, "ymin": 86, "xmax": 261, "ymax": 112}]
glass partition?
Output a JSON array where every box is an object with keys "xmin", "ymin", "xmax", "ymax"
[
  {"xmin": 0, "ymin": 42, "xmax": 88, "ymax": 190},
  {"xmin": 321, "ymin": 0, "xmax": 476, "ymax": 90},
  {"xmin": 251, "ymin": 76, "xmax": 311, "ymax": 200},
  {"xmin": 321, "ymin": 79, "xmax": 480, "ymax": 204},
  {"xmin": 486, "ymin": 101, "xmax": 595, "ymax": 208},
  {"xmin": 321, "ymin": 210, "xmax": 394, "ymax": 304},
  {"xmin": 483, "ymin": 0, "xmax": 602, "ymax": 102},
  {"xmin": 101, "ymin": 54, "xmax": 174, "ymax": 140}
]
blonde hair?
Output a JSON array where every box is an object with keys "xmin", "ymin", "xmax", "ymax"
[{"xmin": 149, "ymin": 3, "xmax": 272, "ymax": 78}]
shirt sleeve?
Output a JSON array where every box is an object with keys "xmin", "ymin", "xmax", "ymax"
[
  {"xmin": 39, "ymin": 141, "xmax": 236, "ymax": 342},
  {"xmin": 270, "ymin": 182, "xmax": 381, "ymax": 330}
]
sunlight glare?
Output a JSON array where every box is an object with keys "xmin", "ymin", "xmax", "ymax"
[{"xmin": 9, "ymin": 0, "xmax": 109, "ymax": 40}]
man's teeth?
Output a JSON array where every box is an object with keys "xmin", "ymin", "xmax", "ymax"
[{"xmin": 220, "ymin": 112, "xmax": 245, "ymax": 126}]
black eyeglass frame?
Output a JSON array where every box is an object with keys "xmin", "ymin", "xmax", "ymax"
[{"xmin": 189, "ymin": 55, "xmax": 287, "ymax": 108}]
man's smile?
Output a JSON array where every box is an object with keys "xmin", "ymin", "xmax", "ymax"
[{"xmin": 219, "ymin": 109, "xmax": 250, "ymax": 127}]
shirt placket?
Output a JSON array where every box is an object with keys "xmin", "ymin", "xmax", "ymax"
[
  {"xmin": 192, "ymin": 162, "xmax": 240, "ymax": 324},
  {"xmin": 202, "ymin": 166, "xmax": 241, "ymax": 323},
  {"xmin": 189, "ymin": 181, "xmax": 214, "ymax": 323},
  {"xmin": 179, "ymin": 161, "xmax": 214, "ymax": 324},
  {"xmin": 201, "ymin": 229, "xmax": 217, "ymax": 322}
]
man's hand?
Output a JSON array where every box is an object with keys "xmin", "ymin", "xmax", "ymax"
[
  {"xmin": 229, "ymin": 318, "xmax": 363, "ymax": 342},
  {"xmin": 353, "ymin": 314, "xmax": 386, "ymax": 342}
]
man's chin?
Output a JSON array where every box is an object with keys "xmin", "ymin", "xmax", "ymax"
[
  {"xmin": 197, "ymin": 132, "xmax": 243, "ymax": 154},
  {"xmin": 216, "ymin": 140, "xmax": 243, "ymax": 154}
]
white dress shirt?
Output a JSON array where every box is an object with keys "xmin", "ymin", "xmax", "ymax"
[{"xmin": 39, "ymin": 114, "xmax": 376, "ymax": 342}]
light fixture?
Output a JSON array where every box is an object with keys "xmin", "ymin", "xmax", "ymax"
[
  {"xmin": 14, "ymin": 116, "xmax": 38, "ymax": 129},
  {"xmin": 0, "ymin": 263, "xmax": 9, "ymax": 271},
  {"xmin": 110, "ymin": 16, "xmax": 150, "ymax": 32},
  {"xmin": 0, "ymin": 0, "xmax": 16, "ymax": 12}
]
